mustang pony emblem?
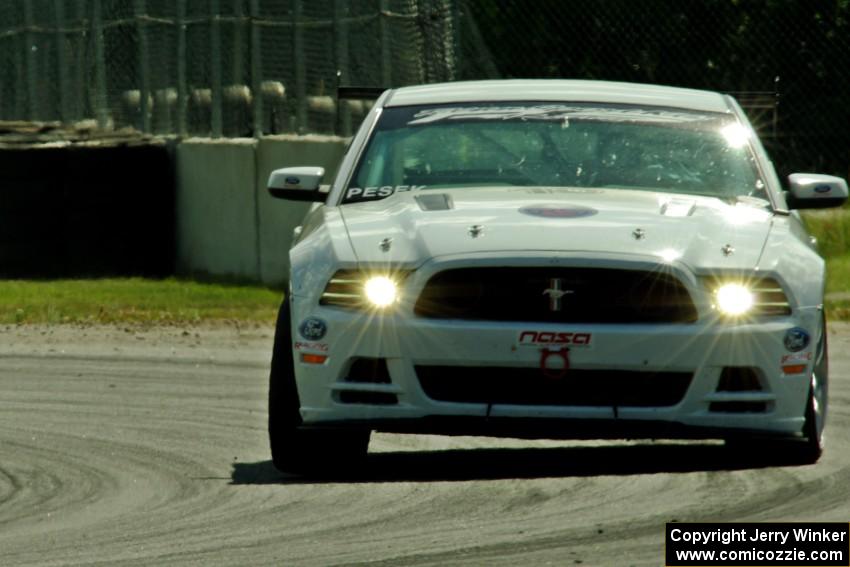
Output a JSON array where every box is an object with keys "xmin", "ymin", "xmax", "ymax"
[{"xmin": 542, "ymin": 278, "xmax": 574, "ymax": 311}]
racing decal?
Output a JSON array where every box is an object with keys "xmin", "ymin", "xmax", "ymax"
[
  {"xmin": 783, "ymin": 327, "xmax": 810, "ymax": 352},
  {"xmin": 344, "ymin": 185, "xmax": 426, "ymax": 203},
  {"xmin": 294, "ymin": 341, "xmax": 329, "ymax": 352},
  {"xmin": 540, "ymin": 347, "xmax": 570, "ymax": 380},
  {"xmin": 298, "ymin": 317, "xmax": 327, "ymax": 341},
  {"xmin": 780, "ymin": 351, "xmax": 812, "ymax": 364},
  {"xmin": 518, "ymin": 204, "xmax": 597, "ymax": 218},
  {"xmin": 517, "ymin": 330, "xmax": 592, "ymax": 348}
]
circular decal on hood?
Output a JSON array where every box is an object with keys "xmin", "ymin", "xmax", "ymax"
[{"xmin": 519, "ymin": 204, "xmax": 598, "ymax": 218}]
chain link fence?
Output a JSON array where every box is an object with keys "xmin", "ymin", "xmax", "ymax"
[
  {"xmin": 0, "ymin": 0, "xmax": 848, "ymax": 176},
  {"xmin": 0, "ymin": 0, "xmax": 456, "ymax": 138}
]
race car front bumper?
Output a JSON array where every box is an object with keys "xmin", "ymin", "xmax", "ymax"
[{"xmin": 288, "ymin": 299, "xmax": 821, "ymax": 440}]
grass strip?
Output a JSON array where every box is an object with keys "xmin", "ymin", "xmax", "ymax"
[
  {"xmin": 0, "ymin": 278, "xmax": 282, "ymax": 325},
  {"xmin": 802, "ymin": 208, "xmax": 850, "ymax": 259}
]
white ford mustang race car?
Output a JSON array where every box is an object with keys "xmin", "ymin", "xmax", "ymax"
[{"xmin": 266, "ymin": 80, "xmax": 848, "ymax": 472}]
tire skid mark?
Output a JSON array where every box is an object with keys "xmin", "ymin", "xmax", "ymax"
[{"xmin": 0, "ymin": 464, "xmax": 23, "ymax": 506}]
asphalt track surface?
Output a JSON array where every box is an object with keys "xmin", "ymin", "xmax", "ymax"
[{"xmin": 2, "ymin": 324, "xmax": 849, "ymax": 566}]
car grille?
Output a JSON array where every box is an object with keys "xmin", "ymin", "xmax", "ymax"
[
  {"xmin": 413, "ymin": 267, "xmax": 697, "ymax": 323},
  {"xmin": 416, "ymin": 366, "xmax": 693, "ymax": 407}
]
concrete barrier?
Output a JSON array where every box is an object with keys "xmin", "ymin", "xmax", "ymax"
[
  {"xmin": 176, "ymin": 139, "xmax": 260, "ymax": 280},
  {"xmin": 176, "ymin": 135, "xmax": 347, "ymax": 284}
]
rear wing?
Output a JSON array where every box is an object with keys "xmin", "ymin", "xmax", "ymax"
[
  {"xmin": 337, "ymin": 86, "xmax": 388, "ymax": 101},
  {"xmin": 335, "ymin": 86, "xmax": 388, "ymax": 136}
]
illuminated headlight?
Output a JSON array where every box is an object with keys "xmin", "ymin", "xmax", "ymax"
[
  {"xmin": 364, "ymin": 276, "xmax": 398, "ymax": 307},
  {"xmin": 715, "ymin": 284, "xmax": 753, "ymax": 316},
  {"xmin": 705, "ymin": 277, "xmax": 791, "ymax": 318},
  {"xmin": 320, "ymin": 270, "xmax": 407, "ymax": 309}
]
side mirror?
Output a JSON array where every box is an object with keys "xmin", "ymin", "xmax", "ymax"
[
  {"xmin": 268, "ymin": 167, "xmax": 326, "ymax": 202},
  {"xmin": 785, "ymin": 173, "xmax": 848, "ymax": 210}
]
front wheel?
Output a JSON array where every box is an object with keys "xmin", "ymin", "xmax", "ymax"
[
  {"xmin": 796, "ymin": 315, "xmax": 828, "ymax": 463},
  {"xmin": 268, "ymin": 299, "xmax": 370, "ymax": 474}
]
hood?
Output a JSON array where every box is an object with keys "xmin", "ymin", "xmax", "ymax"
[{"xmin": 338, "ymin": 187, "xmax": 773, "ymax": 271}]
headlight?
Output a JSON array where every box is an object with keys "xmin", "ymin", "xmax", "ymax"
[
  {"xmin": 320, "ymin": 270, "xmax": 407, "ymax": 309},
  {"xmin": 715, "ymin": 284, "xmax": 753, "ymax": 315},
  {"xmin": 706, "ymin": 277, "xmax": 791, "ymax": 318},
  {"xmin": 364, "ymin": 276, "xmax": 398, "ymax": 307}
]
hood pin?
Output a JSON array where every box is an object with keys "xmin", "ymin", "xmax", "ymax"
[
  {"xmin": 468, "ymin": 225, "xmax": 484, "ymax": 238},
  {"xmin": 721, "ymin": 243, "xmax": 735, "ymax": 256},
  {"xmin": 632, "ymin": 228, "xmax": 646, "ymax": 240},
  {"xmin": 379, "ymin": 237, "xmax": 393, "ymax": 252}
]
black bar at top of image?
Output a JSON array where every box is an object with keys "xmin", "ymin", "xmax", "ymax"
[{"xmin": 666, "ymin": 523, "xmax": 849, "ymax": 566}]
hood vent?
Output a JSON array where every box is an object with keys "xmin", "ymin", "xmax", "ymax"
[
  {"xmin": 415, "ymin": 193, "xmax": 453, "ymax": 211},
  {"xmin": 660, "ymin": 199, "xmax": 696, "ymax": 217}
]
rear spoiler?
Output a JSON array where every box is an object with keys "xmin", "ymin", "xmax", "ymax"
[
  {"xmin": 337, "ymin": 86, "xmax": 388, "ymax": 100},
  {"xmin": 334, "ymin": 86, "xmax": 388, "ymax": 136}
]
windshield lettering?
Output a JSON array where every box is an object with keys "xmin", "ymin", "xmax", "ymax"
[{"xmin": 345, "ymin": 185, "xmax": 427, "ymax": 202}]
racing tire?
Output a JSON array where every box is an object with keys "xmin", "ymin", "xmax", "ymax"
[
  {"xmin": 795, "ymin": 314, "xmax": 828, "ymax": 464},
  {"xmin": 268, "ymin": 299, "xmax": 370, "ymax": 474}
]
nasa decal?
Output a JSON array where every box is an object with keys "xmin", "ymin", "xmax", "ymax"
[
  {"xmin": 284, "ymin": 176, "xmax": 301, "ymax": 186},
  {"xmin": 814, "ymin": 185, "xmax": 832, "ymax": 194},
  {"xmin": 517, "ymin": 330, "xmax": 593, "ymax": 348},
  {"xmin": 783, "ymin": 327, "xmax": 810, "ymax": 352},
  {"xmin": 299, "ymin": 317, "xmax": 327, "ymax": 341},
  {"xmin": 519, "ymin": 204, "xmax": 598, "ymax": 218}
]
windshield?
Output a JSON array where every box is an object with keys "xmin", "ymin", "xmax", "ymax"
[{"xmin": 342, "ymin": 102, "xmax": 767, "ymax": 204}]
